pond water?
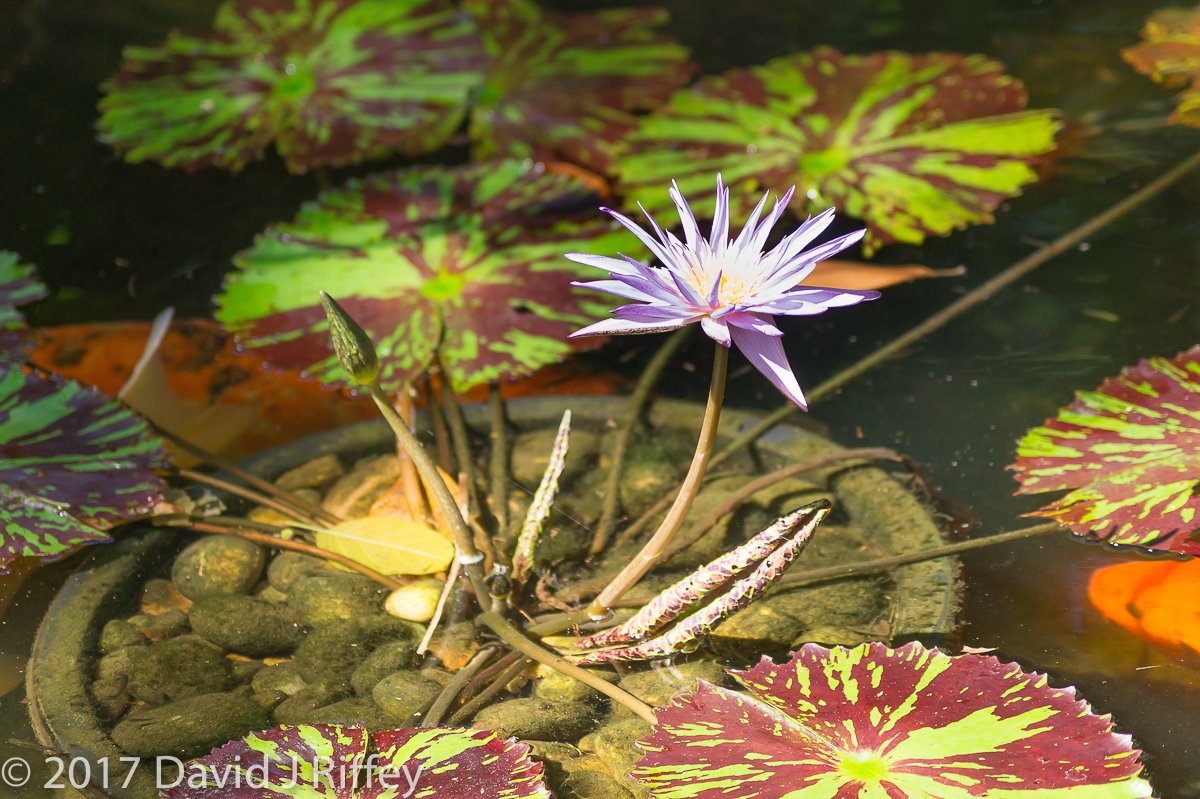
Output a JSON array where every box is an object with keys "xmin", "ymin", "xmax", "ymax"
[{"xmin": 3, "ymin": 0, "xmax": 1200, "ymax": 795}]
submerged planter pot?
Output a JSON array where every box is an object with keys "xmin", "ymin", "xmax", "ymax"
[{"xmin": 27, "ymin": 396, "xmax": 959, "ymax": 799}]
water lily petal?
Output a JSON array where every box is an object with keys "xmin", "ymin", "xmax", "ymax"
[
  {"xmin": 729, "ymin": 324, "xmax": 807, "ymax": 409},
  {"xmin": 570, "ymin": 316, "xmax": 689, "ymax": 338},
  {"xmin": 723, "ymin": 310, "xmax": 783, "ymax": 337},
  {"xmin": 700, "ymin": 316, "xmax": 731, "ymax": 347}
]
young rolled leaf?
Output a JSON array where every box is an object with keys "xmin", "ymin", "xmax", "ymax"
[
  {"xmin": 217, "ymin": 160, "xmax": 630, "ymax": 392},
  {"xmin": 463, "ymin": 0, "xmax": 693, "ymax": 173},
  {"xmin": 162, "ymin": 723, "xmax": 549, "ymax": 799},
  {"xmin": 634, "ymin": 642, "xmax": 1153, "ymax": 798},
  {"xmin": 98, "ymin": 0, "xmax": 486, "ymax": 173},
  {"xmin": 511, "ymin": 409, "xmax": 571, "ymax": 590},
  {"xmin": 0, "ymin": 251, "xmax": 47, "ymax": 363},
  {"xmin": 1123, "ymin": 4, "xmax": 1200, "ymax": 128},
  {"xmin": 617, "ymin": 47, "xmax": 1060, "ymax": 254},
  {"xmin": 1011, "ymin": 346, "xmax": 1200, "ymax": 555},
  {"xmin": 0, "ymin": 366, "xmax": 167, "ymax": 573}
]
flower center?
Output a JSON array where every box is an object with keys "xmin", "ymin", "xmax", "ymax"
[{"xmin": 838, "ymin": 749, "xmax": 889, "ymax": 783}]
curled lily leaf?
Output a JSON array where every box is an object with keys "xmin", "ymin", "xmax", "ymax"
[
  {"xmin": 0, "ymin": 252, "xmax": 47, "ymax": 364},
  {"xmin": 572, "ymin": 500, "xmax": 830, "ymax": 665},
  {"xmin": 511, "ymin": 409, "xmax": 571, "ymax": 590}
]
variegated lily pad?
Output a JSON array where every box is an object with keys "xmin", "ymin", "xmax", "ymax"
[
  {"xmin": 1123, "ymin": 4, "xmax": 1200, "ymax": 128},
  {"xmin": 634, "ymin": 642, "xmax": 1152, "ymax": 798},
  {"xmin": 463, "ymin": 0, "xmax": 693, "ymax": 173},
  {"xmin": 163, "ymin": 723, "xmax": 549, "ymax": 799},
  {"xmin": 217, "ymin": 160, "xmax": 629, "ymax": 392},
  {"xmin": 0, "ymin": 366, "xmax": 167, "ymax": 573},
  {"xmin": 98, "ymin": 0, "xmax": 486, "ymax": 173},
  {"xmin": 617, "ymin": 47, "xmax": 1060, "ymax": 254},
  {"xmin": 0, "ymin": 251, "xmax": 47, "ymax": 363},
  {"xmin": 1012, "ymin": 347, "xmax": 1200, "ymax": 554}
]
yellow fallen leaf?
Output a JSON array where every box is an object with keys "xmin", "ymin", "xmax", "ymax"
[{"xmin": 315, "ymin": 516, "xmax": 454, "ymax": 576}]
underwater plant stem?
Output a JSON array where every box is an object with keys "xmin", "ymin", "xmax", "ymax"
[
  {"xmin": 425, "ymin": 381, "xmax": 456, "ymax": 474},
  {"xmin": 394, "ymin": 389, "xmax": 432, "ymax": 523},
  {"xmin": 488, "ymin": 383, "xmax": 509, "ymax": 534},
  {"xmin": 664, "ymin": 447, "xmax": 905, "ymax": 560},
  {"xmin": 591, "ymin": 327, "xmax": 693, "ymax": 555},
  {"xmin": 590, "ymin": 345, "xmax": 729, "ymax": 617},
  {"xmin": 417, "ymin": 556, "xmax": 459, "ymax": 656},
  {"xmin": 438, "ymin": 373, "xmax": 485, "ymax": 522},
  {"xmin": 778, "ymin": 521, "xmax": 1064, "ymax": 588},
  {"xmin": 477, "ymin": 610, "xmax": 655, "ymax": 723},
  {"xmin": 157, "ymin": 427, "xmax": 340, "ymax": 526},
  {"xmin": 368, "ymin": 383, "xmax": 492, "ymax": 607},
  {"xmin": 705, "ymin": 146, "xmax": 1200, "ymax": 474},
  {"xmin": 175, "ymin": 468, "xmax": 322, "ymax": 527},
  {"xmin": 173, "ymin": 518, "xmax": 405, "ymax": 590},
  {"xmin": 422, "ymin": 645, "xmax": 498, "ymax": 727},
  {"xmin": 449, "ymin": 655, "xmax": 529, "ymax": 725}
]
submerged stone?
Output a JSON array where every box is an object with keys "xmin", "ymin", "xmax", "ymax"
[
  {"xmin": 472, "ymin": 698, "xmax": 599, "ymax": 742},
  {"xmin": 188, "ymin": 593, "xmax": 305, "ymax": 656},
  {"xmin": 267, "ymin": 552, "xmax": 331, "ymax": 592},
  {"xmin": 98, "ymin": 620, "xmax": 146, "ymax": 654},
  {"xmin": 371, "ymin": 670, "xmax": 442, "ymax": 723},
  {"xmin": 126, "ymin": 636, "xmax": 230, "ymax": 706},
  {"xmin": 172, "ymin": 537, "xmax": 265, "ymax": 600},
  {"xmin": 112, "ymin": 692, "xmax": 268, "ymax": 759},
  {"xmin": 287, "ymin": 572, "xmax": 387, "ymax": 627},
  {"xmin": 351, "ymin": 639, "xmax": 419, "ymax": 696}
]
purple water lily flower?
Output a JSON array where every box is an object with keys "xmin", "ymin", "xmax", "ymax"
[{"xmin": 567, "ymin": 176, "xmax": 879, "ymax": 408}]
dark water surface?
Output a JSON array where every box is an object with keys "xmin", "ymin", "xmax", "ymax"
[{"xmin": 3, "ymin": 0, "xmax": 1200, "ymax": 795}]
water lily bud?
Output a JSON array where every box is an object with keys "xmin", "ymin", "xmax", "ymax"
[
  {"xmin": 319, "ymin": 291, "xmax": 379, "ymax": 385},
  {"xmin": 384, "ymin": 577, "xmax": 444, "ymax": 622}
]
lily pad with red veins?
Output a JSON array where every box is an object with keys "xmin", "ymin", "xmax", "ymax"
[
  {"xmin": 98, "ymin": 0, "xmax": 486, "ymax": 173},
  {"xmin": 616, "ymin": 47, "xmax": 1060, "ymax": 254},
  {"xmin": 462, "ymin": 0, "xmax": 693, "ymax": 173},
  {"xmin": 1011, "ymin": 347, "xmax": 1200, "ymax": 554},
  {"xmin": 634, "ymin": 642, "xmax": 1153, "ymax": 798},
  {"xmin": 1, "ymin": 251, "xmax": 47, "ymax": 363},
  {"xmin": 216, "ymin": 160, "xmax": 631, "ymax": 392},
  {"xmin": 1123, "ymin": 5, "xmax": 1200, "ymax": 128},
  {"xmin": 162, "ymin": 723, "xmax": 549, "ymax": 799},
  {"xmin": 0, "ymin": 366, "xmax": 168, "ymax": 573}
]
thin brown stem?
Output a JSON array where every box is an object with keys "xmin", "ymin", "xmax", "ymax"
[
  {"xmin": 488, "ymin": 383, "xmax": 510, "ymax": 534},
  {"xmin": 591, "ymin": 327, "xmax": 692, "ymax": 555},
  {"xmin": 438, "ymin": 375, "xmax": 485, "ymax": 522},
  {"xmin": 664, "ymin": 447, "xmax": 904, "ymax": 560},
  {"xmin": 703, "ymin": 147, "xmax": 1200, "ymax": 475},
  {"xmin": 478, "ymin": 610, "xmax": 654, "ymax": 723},
  {"xmin": 425, "ymin": 381, "xmax": 455, "ymax": 474},
  {"xmin": 422, "ymin": 646, "xmax": 498, "ymax": 727},
  {"xmin": 158, "ymin": 426, "xmax": 340, "ymax": 526},
  {"xmin": 394, "ymin": 389, "xmax": 432, "ymax": 523},
  {"xmin": 778, "ymin": 522, "xmax": 1064, "ymax": 589},
  {"xmin": 163, "ymin": 518, "xmax": 405, "ymax": 590},
  {"xmin": 448, "ymin": 656, "xmax": 529, "ymax": 725},
  {"xmin": 589, "ymin": 345, "xmax": 729, "ymax": 616},
  {"xmin": 176, "ymin": 468, "xmax": 320, "ymax": 527},
  {"xmin": 369, "ymin": 383, "xmax": 491, "ymax": 605}
]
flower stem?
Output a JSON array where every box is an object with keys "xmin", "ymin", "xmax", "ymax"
[
  {"xmin": 589, "ymin": 344, "xmax": 729, "ymax": 617},
  {"xmin": 704, "ymin": 146, "xmax": 1200, "ymax": 474},
  {"xmin": 477, "ymin": 610, "xmax": 655, "ymax": 724},
  {"xmin": 368, "ymin": 382, "xmax": 492, "ymax": 606},
  {"xmin": 591, "ymin": 327, "xmax": 693, "ymax": 555}
]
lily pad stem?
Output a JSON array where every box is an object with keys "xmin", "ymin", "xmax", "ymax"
[
  {"xmin": 704, "ymin": 146, "xmax": 1200, "ymax": 474},
  {"xmin": 477, "ymin": 610, "xmax": 655, "ymax": 724},
  {"xmin": 591, "ymin": 326, "xmax": 693, "ymax": 555},
  {"xmin": 422, "ymin": 645, "xmax": 498, "ymax": 727},
  {"xmin": 175, "ymin": 468, "xmax": 324, "ymax": 527},
  {"xmin": 488, "ymin": 383, "xmax": 510, "ymax": 534},
  {"xmin": 589, "ymin": 344, "xmax": 729, "ymax": 617},
  {"xmin": 438, "ymin": 370, "xmax": 485, "ymax": 522}
]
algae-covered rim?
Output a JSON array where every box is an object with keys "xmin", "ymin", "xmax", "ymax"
[{"xmin": 27, "ymin": 396, "xmax": 958, "ymax": 799}]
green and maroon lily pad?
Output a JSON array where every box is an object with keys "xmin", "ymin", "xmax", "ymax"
[
  {"xmin": 616, "ymin": 47, "xmax": 1060, "ymax": 254},
  {"xmin": 634, "ymin": 642, "xmax": 1152, "ymax": 798},
  {"xmin": 463, "ymin": 0, "xmax": 693, "ymax": 173},
  {"xmin": 0, "ymin": 251, "xmax": 47, "ymax": 362},
  {"xmin": 1011, "ymin": 347, "xmax": 1200, "ymax": 555},
  {"xmin": 1123, "ymin": 5, "xmax": 1200, "ymax": 128},
  {"xmin": 98, "ymin": 0, "xmax": 486, "ymax": 173},
  {"xmin": 0, "ymin": 366, "xmax": 167, "ymax": 573},
  {"xmin": 217, "ymin": 160, "xmax": 630, "ymax": 392},
  {"xmin": 163, "ymin": 723, "xmax": 549, "ymax": 799}
]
